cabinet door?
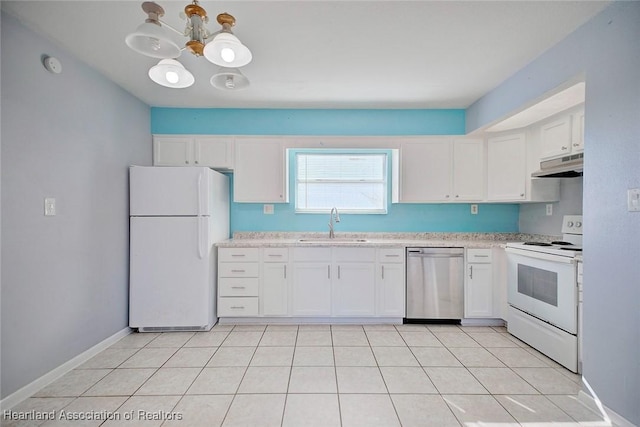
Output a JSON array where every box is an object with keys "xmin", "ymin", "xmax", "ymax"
[
  {"xmin": 194, "ymin": 137, "xmax": 234, "ymax": 169},
  {"xmin": 571, "ymin": 110, "xmax": 585, "ymax": 153},
  {"xmin": 291, "ymin": 263, "xmax": 331, "ymax": 316},
  {"xmin": 234, "ymin": 138, "xmax": 289, "ymax": 203},
  {"xmin": 464, "ymin": 263, "xmax": 493, "ymax": 318},
  {"xmin": 452, "ymin": 139, "xmax": 485, "ymax": 201},
  {"xmin": 333, "ymin": 263, "xmax": 376, "ymax": 316},
  {"xmin": 400, "ymin": 140, "xmax": 452, "ymax": 202},
  {"xmin": 487, "ymin": 134, "xmax": 526, "ymax": 201},
  {"xmin": 377, "ymin": 263, "xmax": 405, "ymax": 317},
  {"xmin": 262, "ymin": 263, "xmax": 289, "ymax": 316},
  {"xmin": 153, "ymin": 136, "xmax": 192, "ymax": 166},
  {"xmin": 540, "ymin": 117, "xmax": 572, "ymax": 160}
]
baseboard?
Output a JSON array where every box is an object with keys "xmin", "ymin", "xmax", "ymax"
[
  {"xmin": 460, "ymin": 318, "xmax": 506, "ymax": 327},
  {"xmin": 218, "ymin": 317, "xmax": 404, "ymax": 325},
  {"xmin": 580, "ymin": 377, "xmax": 637, "ymax": 427},
  {"xmin": 0, "ymin": 327, "xmax": 132, "ymax": 411}
]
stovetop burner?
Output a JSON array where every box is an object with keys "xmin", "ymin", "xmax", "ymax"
[
  {"xmin": 551, "ymin": 241, "xmax": 574, "ymax": 246},
  {"xmin": 561, "ymin": 247, "xmax": 582, "ymax": 251},
  {"xmin": 523, "ymin": 242, "xmax": 553, "ymax": 246}
]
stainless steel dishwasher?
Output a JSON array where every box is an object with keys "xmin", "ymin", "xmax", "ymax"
[{"xmin": 406, "ymin": 247, "xmax": 465, "ymax": 320}]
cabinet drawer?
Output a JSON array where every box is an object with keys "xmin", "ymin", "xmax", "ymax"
[
  {"xmin": 219, "ymin": 263, "xmax": 260, "ymax": 277},
  {"xmin": 466, "ymin": 248, "xmax": 492, "ymax": 263},
  {"xmin": 219, "ymin": 278, "xmax": 259, "ymax": 296},
  {"xmin": 377, "ymin": 248, "xmax": 405, "ymax": 263},
  {"xmin": 263, "ymin": 247, "xmax": 289, "ymax": 262},
  {"xmin": 219, "ymin": 248, "xmax": 260, "ymax": 262},
  {"xmin": 218, "ymin": 297, "xmax": 259, "ymax": 317},
  {"xmin": 333, "ymin": 247, "xmax": 376, "ymax": 262}
]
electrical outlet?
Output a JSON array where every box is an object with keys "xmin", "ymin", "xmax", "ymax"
[
  {"xmin": 628, "ymin": 188, "xmax": 640, "ymax": 212},
  {"xmin": 470, "ymin": 204, "xmax": 478, "ymax": 215},
  {"xmin": 44, "ymin": 197, "xmax": 56, "ymax": 216},
  {"xmin": 546, "ymin": 204, "xmax": 553, "ymax": 216},
  {"xmin": 263, "ymin": 204, "xmax": 274, "ymax": 215}
]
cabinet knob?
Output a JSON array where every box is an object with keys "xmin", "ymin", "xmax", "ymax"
[
  {"xmin": 185, "ymin": 160, "xmax": 189, "ymax": 164},
  {"xmin": 561, "ymin": 146, "xmax": 568, "ymax": 150},
  {"xmin": 573, "ymin": 143, "xmax": 580, "ymax": 147},
  {"xmin": 455, "ymin": 195, "xmax": 459, "ymax": 198},
  {"xmin": 520, "ymin": 193, "xmax": 525, "ymax": 197},
  {"xmin": 195, "ymin": 160, "xmax": 199, "ymax": 164},
  {"xmin": 445, "ymin": 195, "xmax": 450, "ymax": 198}
]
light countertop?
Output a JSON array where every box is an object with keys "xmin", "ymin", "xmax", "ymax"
[{"xmin": 217, "ymin": 232, "xmax": 560, "ymax": 249}]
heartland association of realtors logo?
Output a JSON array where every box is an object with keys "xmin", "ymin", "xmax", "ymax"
[{"xmin": 2, "ymin": 409, "xmax": 183, "ymax": 422}]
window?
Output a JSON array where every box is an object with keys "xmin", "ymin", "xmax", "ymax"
[{"xmin": 295, "ymin": 152, "xmax": 388, "ymax": 214}]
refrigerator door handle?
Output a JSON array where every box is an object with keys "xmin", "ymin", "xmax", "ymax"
[
  {"xmin": 197, "ymin": 171, "xmax": 204, "ymax": 218},
  {"xmin": 196, "ymin": 218, "xmax": 203, "ymax": 259},
  {"xmin": 197, "ymin": 171, "xmax": 204, "ymax": 259}
]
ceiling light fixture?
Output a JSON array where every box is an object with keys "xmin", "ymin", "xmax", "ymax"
[
  {"xmin": 148, "ymin": 59, "xmax": 195, "ymax": 88},
  {"xmin": 203, "ymin": 13, "xmax": 252, "ymax": 68},
  {"xmin": 210, "ymin": 67, "xmax": 250, "ymax": 90},
  {"xmin": 126, "ymin": 1, "xmax": 251, "ymax": 89}
]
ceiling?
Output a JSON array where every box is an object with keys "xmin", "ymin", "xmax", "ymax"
[{"xmin": 2, "ymin": 1, "xmax": 609, "ymax": 109}]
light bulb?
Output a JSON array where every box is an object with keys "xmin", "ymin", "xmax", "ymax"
[
  {"xmin": 149, "ymin": 37, "xmax": 161, "ymax": 51},
  {"xmin": 225, "ymin": 76, "xmax": 235, "ymax": 89},
  {"xmin": 165, "ymin": 71, "xmax": 179, "ymax": 84},
  {"xmin": 220, "ymin": 47, "xmax": 235, "ymax": 63}
]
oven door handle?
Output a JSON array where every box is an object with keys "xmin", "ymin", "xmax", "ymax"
[{"xmin": 505, "ymin": 247, "xmax": 576, "ymax": 264}]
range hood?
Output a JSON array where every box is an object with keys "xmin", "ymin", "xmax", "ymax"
[{"xmin": 532, "ymin": 153, "xmax": 584, "ymax": 178}]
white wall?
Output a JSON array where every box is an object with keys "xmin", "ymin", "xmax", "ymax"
[
  {"xmin": 468, "ymin": 3, "xmax": 640, "ymax": 425},
  {"xmin": 1, "ymin": 12, "xmax": 151, "ymax": 398}
]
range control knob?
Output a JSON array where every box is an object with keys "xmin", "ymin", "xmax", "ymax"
[
  {"xmin": 576, "ymin": 221, "xmax": 582, "ymax": 228},
  {"xmin": 567, "ymin": 221, "xmax": 574, "ymax": 227}
]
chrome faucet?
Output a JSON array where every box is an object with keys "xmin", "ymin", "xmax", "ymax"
[{"xmin": 328, "ymin": 207, "xmax": 341, "ymax": 239}]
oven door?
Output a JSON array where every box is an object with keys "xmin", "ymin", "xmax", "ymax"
[{"xmin": 506, "ymin": 247, "xmax": 578, "ymax": 334}]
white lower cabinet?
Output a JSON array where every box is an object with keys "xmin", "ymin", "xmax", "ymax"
[
  {"xmin": 219, "ymin": 245, "xmax": 405, "ymax": 320},
  {"xmin": 291, "ymin": 248, "xmax": 332, "ymax": 316},
  {"xmin": 332, "ymin": 248, "xmax": 377, "ymax": 316},
  {"xmin": 376, "ymin": 248, "xmax": 406, "ymax": 317},
  {"xmin": 218, "ymin": 248, "xmax": 260, "ymax": 317},
  {"xmin": 261, "ymin": 248, "xmax": 289, "ymax": 316},
  {"xmin": 464, "ymin": 248, "xmax": 494, "ymax": 318}
]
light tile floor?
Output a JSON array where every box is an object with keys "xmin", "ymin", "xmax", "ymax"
[{"xmin": 3, "ymin": 324, "xmax": 619, "ymax": 427}]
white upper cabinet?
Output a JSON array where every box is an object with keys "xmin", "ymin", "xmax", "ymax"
[
  {"xmin": 399, "ymin": 139, "xmax": 452, "ymax": 202},
  {"xmin": 452, "ymin": 139, "xmax": 485, "ymax": 201},
  {"xmin": 540, "ymin": 117, "xmax": 572, "ymax": 160},
  {"xmin": 153, "ymin": 135, "xmax": 234, "ymax": 169},
  {"xmin": 153, "ymin": 136, "xmax": 192, "ymax": 166},
  {"xmin": 487, "ymin": 133, "xmax": 526, "ymax": 201},
  {"xmin": 193, "ymin": 137, "xmax": 234, "ymax": 169},
  {"xmin": 233, "ymin": 138, "xmax": 289, "ymax": 203},
  {"xmin": 571, "ymin": 110, "xmax": 585, "ymax": 154},
  {"xmin": 539, "ymin": 106, "xmax": 585, "ymax": 161},
  {"xmin": 397, "ymin": 138, "xmax": 485, "ymax": 203}
]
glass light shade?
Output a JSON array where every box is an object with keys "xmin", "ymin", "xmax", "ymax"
[
  {"xmin": 148, "ymin": 59, "xmax": 195, "ymax": 88},
  {"xmin": 203, "ymin": 32, "xmax": 252, "ymax": 67},
  {"xmin": 125, "ymin": 22, "xmax": 181, "ymax": 59},
  {"xmin": 210, "ymin": 67, "xmax": 250, "ymax": 90}
]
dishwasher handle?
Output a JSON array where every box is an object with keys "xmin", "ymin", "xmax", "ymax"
[{"xmin": 407, "ymin": 248, "xmax": 464, "ymax": 257}]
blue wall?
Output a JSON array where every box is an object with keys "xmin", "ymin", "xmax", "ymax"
[{"xmin": 151, "ymin": 108, "xmax": 519, "ymax": 234}]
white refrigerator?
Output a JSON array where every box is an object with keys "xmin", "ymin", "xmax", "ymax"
[{"xmin": 129, "ymin": 166, "xmax": 229, "ymax": 332}]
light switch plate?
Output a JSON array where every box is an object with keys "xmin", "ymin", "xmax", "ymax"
[
  {"xmin": 628, "ymin": 188, "xmax": 640, "ymax": 212},
  {"xmin": 44, "ymin": 197, "xmax": 56, "ymax": 216},
  {"xmin": 263, "ymin": 204, "xmax": 274, "ymax": 215},
  {"xmin": 470, "ymin": 204, "xmax": 478, "ymax": 215}
]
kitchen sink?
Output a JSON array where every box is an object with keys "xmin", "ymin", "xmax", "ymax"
[{"xmin": 297, "ymin": 238, "xmax": 368, "ymax": 243}]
